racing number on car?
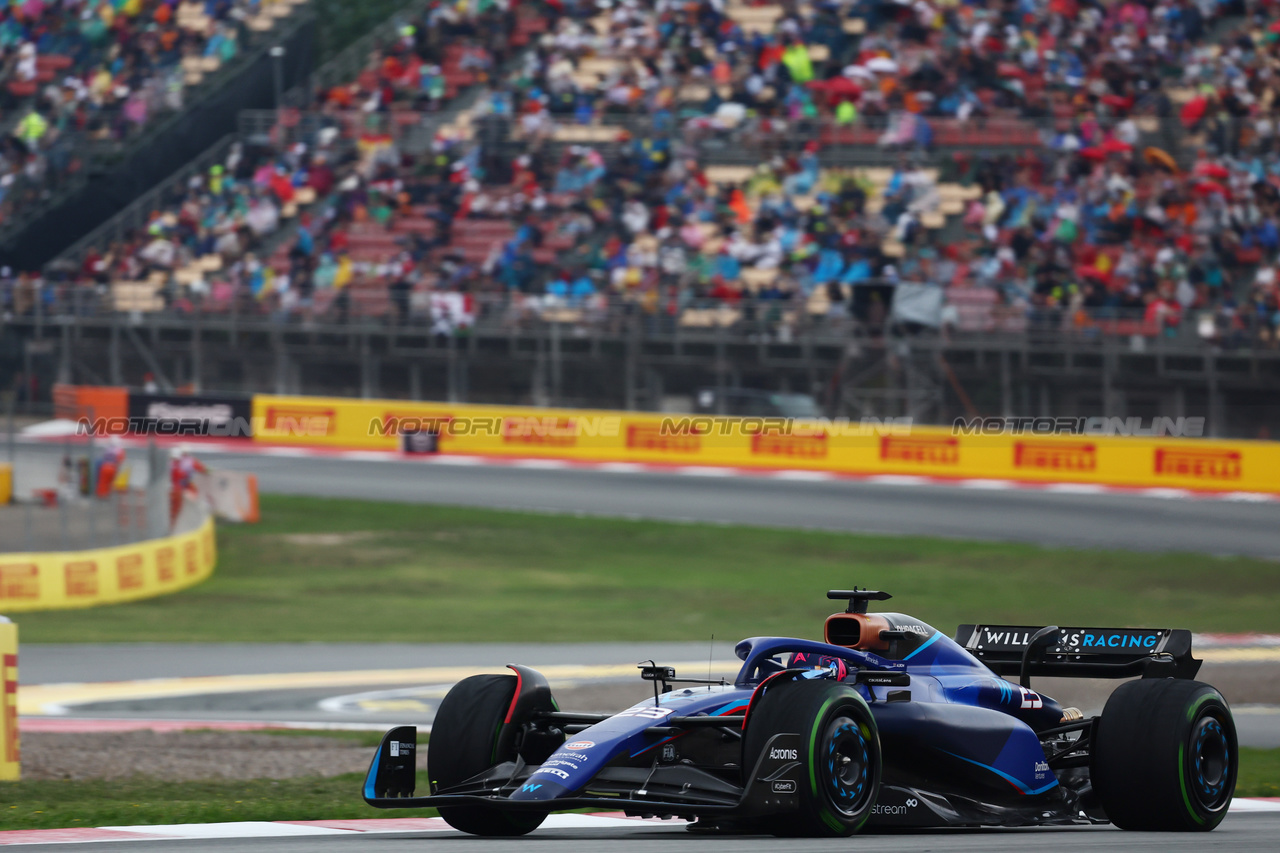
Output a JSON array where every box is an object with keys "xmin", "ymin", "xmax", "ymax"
[{"xmin": 1018, "ymin": 687, "xmax": 1043, "ymax": 710}]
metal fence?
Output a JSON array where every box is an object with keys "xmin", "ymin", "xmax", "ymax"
[
  {"xmin": 4, "ymin": 284, "xmax": 1265, "ymax": 356},
  {"xmin": 2, "ymin": 437, "xmax": 172, "ymax": 552}
]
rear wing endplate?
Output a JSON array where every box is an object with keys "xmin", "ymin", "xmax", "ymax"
[{"xmin": 953, "ymin": 625, "xmax": 1201, "ymax": 680}]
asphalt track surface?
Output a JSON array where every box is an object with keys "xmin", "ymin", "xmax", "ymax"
[
  {"xmin": 12, "ymin": 817, "xmax": 1280, "ymax": 852},
  {"xmin": 154, "ymin": 449, "xmax": 1280, "ymax": 557},
  {"xmin": 12, "ymin": 442, "xmax": 1280, "ymax": 556},
  {"xmin": 10, "ymin": 445, "xmax": 1280, "ymax": 850}
]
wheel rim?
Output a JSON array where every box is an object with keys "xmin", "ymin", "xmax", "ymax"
[
  {"xmin": 1189, "ymin": 714, "xmax": 1231, "ymax": 811},
  {"xmin": 822, "ymin": 715, "xmax": 873, "ymax": 817}
]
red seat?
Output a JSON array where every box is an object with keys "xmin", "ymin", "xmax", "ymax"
[{"xmin": 7, "ymin": 80, "xmax": 37, "ymax": 99}]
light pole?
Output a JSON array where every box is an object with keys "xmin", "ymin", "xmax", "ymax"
[{"xmin": 270, "ymin": 45, "xmax": 285, "ymax": 128}]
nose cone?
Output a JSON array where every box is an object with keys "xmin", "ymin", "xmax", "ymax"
[{"xmin": 508, "ymin": 778, "xmax": 567, "ymax": 801}]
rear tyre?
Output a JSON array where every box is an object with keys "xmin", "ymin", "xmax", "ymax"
[
  {"xmin": 1092, "ymin": 679, "xmax": 1237, "ymax": 831},
  {"xmin": 742, "ymin": 679, "xmax": 882, "ymax": 837},
  {"xmin": 427, "ymin": 674, "xmax": 547, "ymax": 836}
]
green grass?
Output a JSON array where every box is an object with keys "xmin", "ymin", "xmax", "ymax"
[
  {"xmin": 1239, "ymin": 748, "xmax": 1280, "ymax": 799},
  {"xmin": 13, "ymin": 496, "xmax": 1280, "ymax": 643},
  {"xmin": 0, "ymin": 774, "xmax": 435, "ymax": 830},
  {"xmin": 1, "ymin": 752, "xmax": 1277, "ymax": 830}
]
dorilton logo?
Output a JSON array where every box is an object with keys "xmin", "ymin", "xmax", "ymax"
[
  {"xmin": 880, "ymin": 436, "xmax": 959, "ymax": 465},
  {"xmin": 750, "ymin": 431, "xmax": 828, "ymax": 458},
  {"xmin": 627, "ymin": 423, "xmax": 703, "ymax": 453},
  {"xmin": 1013, "ymin": 442, "xmax": 1097, "ymax": 472},
  {"xmin": 1154, "ymin": 448, "xmax": 1241, "ymax": 481}
]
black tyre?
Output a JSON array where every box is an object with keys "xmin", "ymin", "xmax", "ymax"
[
  {"xmin": 427, "ymin": 674, "xmax": 547, "ymax": 836},
  {"xmin": 1092, "ymin": 679, "xmax": 1237, "ymax": 831},
  {"xmin": 742, "ymin": 679, "xmax": 882, "ymax": 837}
]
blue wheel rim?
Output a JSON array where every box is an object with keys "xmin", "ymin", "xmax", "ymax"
[
  {"xmin": 1190, "ymin": 715, "xmax": 1231, "ymax": 811},
  {"xmin": 823, "ymin": 715, "xmax": 872, "ymax": 817}
]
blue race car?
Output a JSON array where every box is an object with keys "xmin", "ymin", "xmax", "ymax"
[{"xmin": 362, "ymin": 588, "xmax": 1237, "ymax": 836}]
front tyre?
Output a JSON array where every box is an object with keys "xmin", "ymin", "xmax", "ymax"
[
  {"xmin": 1092, "ymin": 679, "xmax": 1237, "ymax": 831},
  {"xmin": 427, "ymin": 674, "xmax": 547, "ymax": 836},
  {"xmin": 743, "ymin": 679, "xmax": 882, "ymax": 837}
]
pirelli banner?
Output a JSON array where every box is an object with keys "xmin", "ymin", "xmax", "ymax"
[
  {"xmin": 0, "ymin": 516, "xmax": 216, "ymax": 613},
  {"xmin": 249, "ymin": 396, "xmax": 1280, "ymax": 495}
]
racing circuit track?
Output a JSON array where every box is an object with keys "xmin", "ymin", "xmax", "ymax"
[
  {"xmin": 10, "ymin": 444, "xmax": 1280, "ymax": 850},
  {"xmin": 104, "ymin": 445, "xmax": 1280, "ymax": 556}
]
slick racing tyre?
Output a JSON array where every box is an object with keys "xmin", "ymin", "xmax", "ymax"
[
  {"xmin": 427, "ymin": 674, "xmax": 547, "ymax": 836},
  {"xmin": 1092, "ymin": 679, "xmax": 1237, "ymax": 831},
  {"xmin": 743, "ymin": 679, "xmax": 882, "ymax": 837}
]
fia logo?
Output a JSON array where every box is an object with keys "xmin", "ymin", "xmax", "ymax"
[{"xmin": 661, "ymin": 743, "xmax": 677, "ymax": 763}]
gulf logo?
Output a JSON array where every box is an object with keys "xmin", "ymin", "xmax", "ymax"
[{"xmin": 563, "ymin": 741, "xmax": 595, "ymax": 750}]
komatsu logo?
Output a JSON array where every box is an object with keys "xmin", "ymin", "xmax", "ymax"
[{"xmin": 769, "ymin": 748, "xmax": 798, "ymax": 760}]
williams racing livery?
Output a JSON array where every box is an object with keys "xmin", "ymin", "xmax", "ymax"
[{"xmin": 362, "ymin": 588, "xmax": 1236, "ymax": 837}]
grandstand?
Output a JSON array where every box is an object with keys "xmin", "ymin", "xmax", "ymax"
[{"xmin": 4, "ymin": 0, "xmax": 1280, "ymax": 436}]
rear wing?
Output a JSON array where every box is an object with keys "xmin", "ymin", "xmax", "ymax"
[{"xmin": 953, "ymin": 625, "xmax": 1201, "ymax": 681}]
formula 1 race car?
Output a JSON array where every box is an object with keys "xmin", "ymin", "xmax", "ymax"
[{"xmin": 362, "ymin": 588, "xmax": 1237, "ymax": 836}]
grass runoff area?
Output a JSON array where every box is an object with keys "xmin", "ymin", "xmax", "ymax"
[
  {"xmin": 13, "ymin": 495, "xmax": 1280, "ymax": 642},
  {"xmin": 5, "ymin": 497, "xmax": 1280, "ymax": 827}
]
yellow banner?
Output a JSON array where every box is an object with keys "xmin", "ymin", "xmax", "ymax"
[
  {"xmin": 250, "ymin": 395, "xmax": 1280, "ymax": 495},
  {"xmin": 0, "ymin": 621, "xmax": 16, "ymax": 781},
  {"xmin": 0, "ymin": 516, "xmax": 217, "ymax": 613}
]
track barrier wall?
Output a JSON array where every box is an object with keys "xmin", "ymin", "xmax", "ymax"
[
  {"xmin": 0, "ymin": 620, "xmax": 15, "ymax": 781},
  {"xmin": 250, "ymin": 395, "xmax": 1280, "ymax": 495},
  {"xmin": 0, "ymin": 515, "xmax": 216, "ymax": 613}
]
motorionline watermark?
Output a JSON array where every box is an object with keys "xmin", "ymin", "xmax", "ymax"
[
  {"xmin": 78, "ymin": 416, "xmax": 332, "ymax": 438},
  {"xmin": 367, "ymin": 415, "xmax": 915, "ymax": 438},
  {"xmin": 656, "ymin": 416, "xmax": 913, "ymax": 437},
  {"xmin": 952, "ymin": 417, "xmax": 1206, "ymax": 437}
]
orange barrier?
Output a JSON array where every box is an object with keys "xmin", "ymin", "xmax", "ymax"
[
  {"xmin": 52, "ymin": 384, "xmax": 128, "ymax": 422},
  {"xmin": 250, "ymin": 396, "xmax": 1280, "ymax": 495}
]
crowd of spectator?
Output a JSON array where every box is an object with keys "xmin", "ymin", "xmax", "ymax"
[
  {"xmin": 0, "ymin": 0, "xmax": 307, "ymax": 225},
  {"xmin": 14, "ymin": 0, "xmax": 1280, "ymax": 351}
]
